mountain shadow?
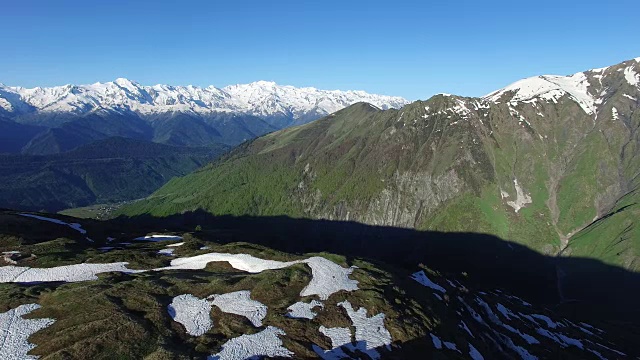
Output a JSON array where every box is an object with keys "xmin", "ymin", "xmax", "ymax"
[{"xmin": 114, "ymin": 210, "xmax": 640, "ymax": 334}]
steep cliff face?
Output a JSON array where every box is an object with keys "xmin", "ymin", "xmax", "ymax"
[{"xmin": 121, "ymin": 58, "xmax": 640, "ymax": 269}]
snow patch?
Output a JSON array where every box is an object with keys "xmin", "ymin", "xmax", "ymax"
[
  {"xmin": 134, "ymin": 234, "xmax": 183, "ymax": 242},
  {"xmin": 208, "ymin": 326, "xmax": 292, "ymax": 360},
  {"xmin": 286, "ymin": 300, "xmax": 324, "ymax": 319},
  {"xmin": 338, "ymin": 300, "xmax": 392, "ymax": 359},
  {"xmin": 0, "ymin": 263, "xmax": 142, "ymax": 283},
  {"xmin": 469, "ymin": 344, "xmax": 484, "ymax": 360},
  {"xmin": 210, "ymin": 290, "xmax": 267, "ymax": 327},
  {"xmin": 320, "ymin": 325, "xmax": 352, "ymax": 348},
  {"xmin": 18, "ymin": 213, "xmax": 87, "ymax": 235},
  {"xmin": 506, "ymin": 179, "xmax": 532, "ymax": 212},
  {"xmin": 157, "ymin": 253, "xmax": 358, "ymax": 300},
  {"xmin": 0, "ymin": 304, "xmax": 54, "ymax": 360},
  {"xmin": 611, "ymin": 107, "xmax": 619, "ymax": 120},
  {"xmin": 624, "ymin": 66, "xmax": 639, "ymax": 86},
  {"xmin": 168, "ymin": 294, "xmax": 213, "ymax": 336},
  {"xmin": 430, "ymin": 333, "xmax": 443, "ymax": 349},
  {"xmin": 313, "ymin": 326, "xmax": 352, "ymax": 360},
  {"xmin": 411, "ymin": 270, "xmax": 446, "ymax": 293}
]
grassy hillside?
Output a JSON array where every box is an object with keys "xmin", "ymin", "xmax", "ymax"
[{"xmin": 120, "ymin": 59, "xmax": 640, "ymax": 271}]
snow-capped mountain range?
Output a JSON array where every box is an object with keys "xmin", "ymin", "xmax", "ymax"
[{"xmin": 0, "ymin": 79, "xmax": 409, "ymax": 122}]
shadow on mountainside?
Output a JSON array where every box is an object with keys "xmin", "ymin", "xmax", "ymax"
[{"xmin": 109, "ymin": 210, "xmax": 640, "ymax": 330}]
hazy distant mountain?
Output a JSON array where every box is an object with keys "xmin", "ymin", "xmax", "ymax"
[{"xmin": 121, "ymin": 57, "xmax": 640, "ymax": 272}]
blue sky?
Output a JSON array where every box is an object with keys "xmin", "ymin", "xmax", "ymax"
[{"xmin": 2, "ymin": 0, "xmax": 639, "ymax": 100}]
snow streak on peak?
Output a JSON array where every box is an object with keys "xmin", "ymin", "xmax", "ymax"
[
  {"xmin": 484, "ymin": 72, "xmax": 597, "ymax": 115},
  {"xmin": 0, "ymin": 79, "xmax": 409, "ymax": 120}
]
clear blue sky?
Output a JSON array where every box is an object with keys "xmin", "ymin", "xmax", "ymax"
[{"xmin": 2, "ymin": 0, "xmax": 639, "ymax": 100}]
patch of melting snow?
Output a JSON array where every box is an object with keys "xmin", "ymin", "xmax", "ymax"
[
  {"xmin": 469, "ymin": 343, "xmax": 484, "ymax": 360},
  {"xmin": 207, "ymin": 326, "xmax": 292, "ymax": 360},
  {"xmin": 496, "ymin": 303, "xmax": 520, "ymax": 320},
  {"xmin": 134, "ymin": 234, "xmax": 183, "ymax": 242},
  {"xmin": 430, "ymin": 333, "xmax": 443, "ymax": 349},
  {"xmin": 338, "ymin": 300, "xmax": 391, "ymax": 359},
  {"xmin": 156, "ymin": 253, "xmax": 358, "ymax": 300},
  {"xmin": 612, "ymin": 107, "xmax": 619, "ymax": 120},
  {"xmin": 18, "ymin": 213, "xmax": 87, "ymax": 235},
  {"xmin": 529, "ymin": 314, "xmax": 560, "ymax": 329},
  {"xmin": 0, "ymin": 304, "xmax": 55, "ymax": 360},
  {"xmin": 411, "ymin": 270, "xmax": 446, "ymax": 293},
  {"xmin": 0, "ymin": 263, "xmax": 143, "ymax": 283},
  {"xmin": 209, "ymin": 290, "xmax": 267, "ymax": 327},
  {"xmin": 506, "ymin": 178, "xmax": 532, "ymax": 213},
  {"xmin": 313, "ymin": 326, "xmax": 353, "ymax": 360},
  {"xmin": 623, "ymin": 94, "xmax": 637, "ymax": 101},
  {"xmin": 535, "ymin": 328, "xmax": 583, "ymax": 349},
  {"xmin": 286, "ymin": 300, "xmax": 324, "ymax": 319},
  {"xmin": 444, "ymin": 340, "xmax": 459, "ymax": 351},
  {"xmin": 168, "ymin": 294, "xmax": 213, "ymax": 336},
  {"xmin": 624, "ymin": 66, "xmax": 639, "ymax": 86},
  {"xmin": 167, "ymin": 242, "xmax": 185, "ymax": 247},
  {"xmin": 475, "ymin": 297, "xmax": 539, "ymax": 345},
  {"xmin": 320, "ymin": 325, "xmax": 352, "ymax": 349},
  {"xmin": 460, "ymin": 320, "xmax": 474, "ymax": 338},
  {"xmin": 300, "ymin": 257, "xmax": 359, "ymax": 300}
]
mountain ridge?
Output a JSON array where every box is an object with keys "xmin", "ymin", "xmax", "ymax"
[
  {"xmin": 119, "ymin": 56, "xmax": 640, "ymax": 272},
  {"xmin": 0, "ymin": 79, "xmax": 409, "ymax": 126}
]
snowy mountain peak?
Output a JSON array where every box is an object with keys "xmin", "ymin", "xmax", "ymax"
[
  {"xmin": 484, "ymin": 71, "xmax": 597, "ymax": 115},
  {"xmin": 0, "ymin": 79, "xmax": 409, "ymax": 122},
  {"xmin": 484, "ymin": 57, "xmax": 640, "ymax": 116}
]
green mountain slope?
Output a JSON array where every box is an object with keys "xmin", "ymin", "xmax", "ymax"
[
  {"xmin": 0, "ymin": 137, "xmax": 228, "ymax": 212},
  {"xmin": 121, "ymin": 58, "xmax": 640, "ymax": 271}
]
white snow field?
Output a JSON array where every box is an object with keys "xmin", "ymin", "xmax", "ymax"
[
  {"xmin": 299, "ymin": 257, "xmax": 359, "ymax": 300},
  {"xmin": 338, "ymin": 301, "xmax": 392, "ymax": 359},
  {"xmin": 134, "ymin": 234, "xmax": 183, "ymax": 242},
  {"xmin": 0, "ymin": 304, "xmax": 55, "ymax": 360},
  {"xmin": 156, "ymin": 253, "xmax": 294, "ymax": 272},
  {"xmin": 156, "ymin": 253, "xmax": 359, "ymax": 299},
  {"xmin": 168, "ymin": 294, "xmax": 213, "ymax": 336},
  {"xmin": 18, "ymin": 213, "xmax": 87, "ymax": 235},
  {"xmin": 207, "ymin": 326, "xmax": 293, "ymax": 360},
  {"xmin": 320, "ymin": 325, "xmax": 353, "ymax": 349},
  {"xmin": 209, "ymin": 291, "xmax": 267, "ymax": 327},
  {"xmin": 313, "ymin": 325, "xmax": 353, "ymax": 359},
  {"xmin": 286, "ymin": 300, "xmax": 324, "ymax": 319},
  {"xmin": 0, "ymin": 263, "xmax": 143, "ymax": 283},
  {"xmin": 411, "ymin": 270, "xmax": 446, "ymax": 293}
]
